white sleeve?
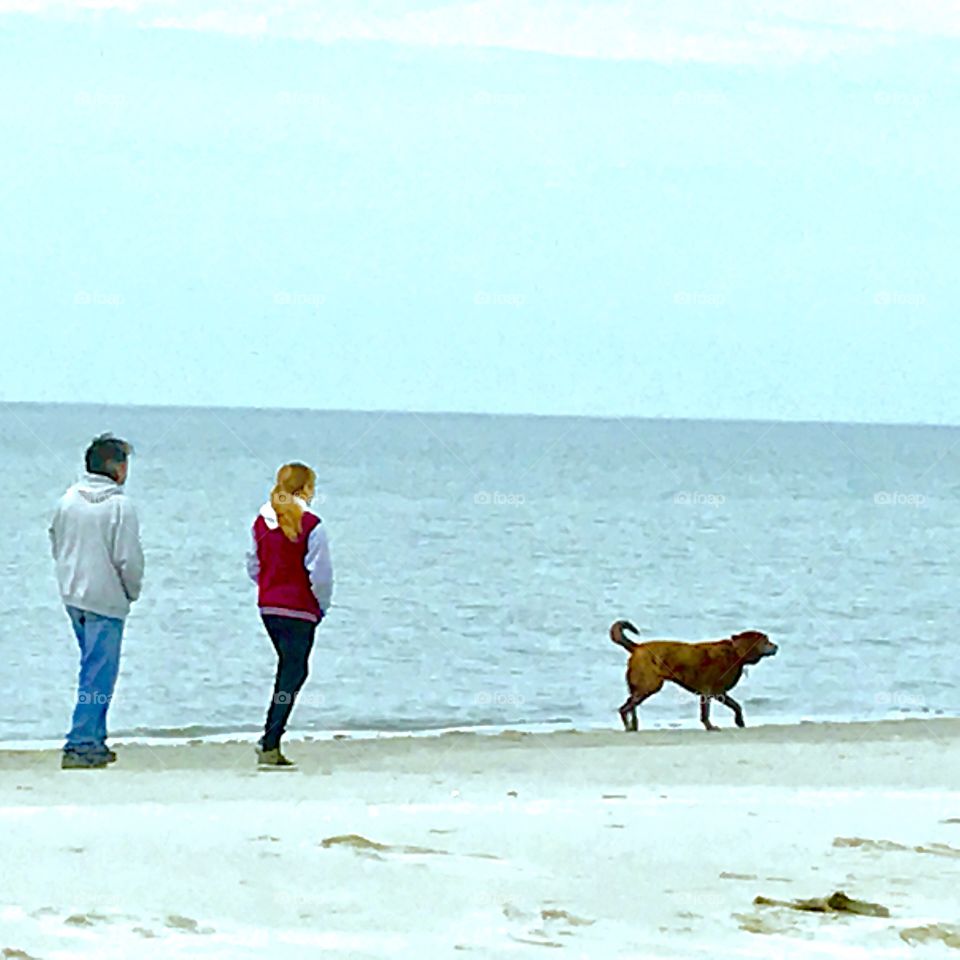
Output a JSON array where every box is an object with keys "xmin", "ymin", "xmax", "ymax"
[
  {"xmin": 49, "ymin": 504, "xmax": 61, "ymax": 559},
  {"xmin": 246, "ymin": 525, "xmax": 260, "ymax": 583},
  {"xmin": 304, "ymin": 523, "xmax": 333, "ymax": 613},
  {"xmin": 112, "ymin": 499, "xmax": 145, "ymax": 602}
]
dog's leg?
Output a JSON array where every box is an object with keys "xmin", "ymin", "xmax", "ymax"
[
  {"xmin": 717, "ymin": 693, "xmax": 745, "ymax": 728},
  {"xmin": 619, "ymin": 696, "xmax": 641, "ymax": 732},
  {"xmin": 700, "ymin": 695, "xmax": 719, "ymax": 732},
  {"xmin": 620, "ymin": 678, "xmax": 663, "ymax": 732}
]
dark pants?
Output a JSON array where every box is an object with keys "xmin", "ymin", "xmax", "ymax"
[{"xmin": 261, "ymin": 615, "xmax": 317, "ymax": 750}]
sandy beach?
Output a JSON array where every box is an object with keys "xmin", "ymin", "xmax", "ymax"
[{"xmin": 2, "ymin": 718, "xmax": 960, "ymax": 958}]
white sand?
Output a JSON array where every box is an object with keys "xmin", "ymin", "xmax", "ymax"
[{"xmin": 2, "ymin": 719, "xmax": 960, "ymax": 959}]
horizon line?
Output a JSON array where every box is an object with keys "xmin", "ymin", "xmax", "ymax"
[
  {"xmin": 4, "ymin": 0, "xmax": 957, "ymax": 67},
  {"xmin": 1, "ymin": 399, "xmax": 957, "ymax": 431}
]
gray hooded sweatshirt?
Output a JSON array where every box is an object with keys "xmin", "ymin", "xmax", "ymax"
[{"xmin": 49, "ymin": 472, "xmax": 145, "ymax": 620}]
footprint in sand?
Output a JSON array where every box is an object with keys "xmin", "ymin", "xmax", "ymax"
[
  {"xmin": 502, "ymin": 902, "xmax": 595, "ymax": 948},
  {"xmin": 734, "ymin": 911, "xmax": 800, "ymax": 936},
  {"xmin": 165, "ymin": 915, "xmax": 214, "ymax": 935},
  {"xmin": 900, "ymin": 923, "xmax": 960, "ymax": 948},
  {"xmin": 320, "ymin": 834, "xmax": 445, "ymax": 856},
  {"xmin": 921, "ymin": 843, "xmax": 960, "ymax": 858},
  {"xmin": 319, "ymin": 833, "xmax": 499, "ymax": 861},
  {"xmin": 541, "ymin": 909, "xmax": 594, "ymax": 928},
  {"xmin": 834, "ymin": 836, "xmax": 960, "ymax": 858},
  {"xmin": 65, "ymin": 913, "xmax": 108, "ymax": 927}
]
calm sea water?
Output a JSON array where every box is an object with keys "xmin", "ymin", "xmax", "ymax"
[{"xmin": 1, "ymin": 402, "xmax": 958, "ymax": 743}]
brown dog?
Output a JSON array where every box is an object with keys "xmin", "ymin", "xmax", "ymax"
[{"xmin": 610, "ymin": 620, "xmax": 777, "ymax": 731}]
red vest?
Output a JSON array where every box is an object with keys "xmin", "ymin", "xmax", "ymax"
[{"xmin": 253, "ymin": 511, "xmax": 322, "ymax": 618}]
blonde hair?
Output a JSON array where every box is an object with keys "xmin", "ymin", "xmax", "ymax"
[{"xmin": 271, "ymin": 462, "xmax": 317, "ymax": 542}]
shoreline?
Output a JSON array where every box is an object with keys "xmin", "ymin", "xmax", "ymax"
[
  {"xmin": 3, "ymin": 716, "xmax": 959, "ymax": 783},
  {"xmin": 1, "ymin": 711, "xmax": 955, "ymax": 755}
]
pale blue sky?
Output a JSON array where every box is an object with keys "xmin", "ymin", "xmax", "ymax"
[{"xmin": 0, "ymin": 1, "xmax": 957, "ymax": 423}]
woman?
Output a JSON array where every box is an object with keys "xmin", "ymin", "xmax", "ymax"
[{"xmin": 246, "ymin": 462, "xmax": 333, "ymax": 767}]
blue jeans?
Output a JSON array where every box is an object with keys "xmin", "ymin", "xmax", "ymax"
[{"xmin": 64, "ymin": 606, "xmax": 124, "ymax": 755}]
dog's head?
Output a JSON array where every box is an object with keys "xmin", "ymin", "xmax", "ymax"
[{"xmin": 731, "ymin": 630, "xmax": 777, "ymax": 664}]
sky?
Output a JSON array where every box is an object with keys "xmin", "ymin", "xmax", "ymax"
[{"xmin": 0, "ymin": 0, "xmax": 957, "ymax": 423}]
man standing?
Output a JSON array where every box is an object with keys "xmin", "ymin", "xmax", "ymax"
[{"xmin": 50, "ymin": 434, "xmax": 144, "ymax": 769}]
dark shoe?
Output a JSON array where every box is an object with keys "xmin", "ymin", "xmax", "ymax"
[
  {"xmin": 104, "ymin": 749, "xmax": 117, "ymax": 763},
  {"xmin": 62, "ymin": 751, "xmax": 108, "ymax": 770},
  {"xmin": 257, "ymin": 747, "xmax": 295, "ymax": 768}
]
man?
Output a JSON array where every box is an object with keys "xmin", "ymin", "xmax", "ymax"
[{"xmin": 49, "ymin": 434, "xmax": 144, "ymax": 769}]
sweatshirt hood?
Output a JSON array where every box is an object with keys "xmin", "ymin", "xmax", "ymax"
[
  {"xmin": 74, "ymin": 472, "xmax": 124, "ymax": 504},
  {"xmin": 259, "ymin": 496, "xmax": 311, "ymax": 530}
]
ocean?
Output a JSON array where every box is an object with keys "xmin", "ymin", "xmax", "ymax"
[{"xmin": 2, "ymin": 402, "xmax": 958, "ymax": 744}]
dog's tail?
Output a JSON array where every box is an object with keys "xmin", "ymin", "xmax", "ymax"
[{"xmin": 610, "ymin": 619, "xmax": 640, "ymax": 653}]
